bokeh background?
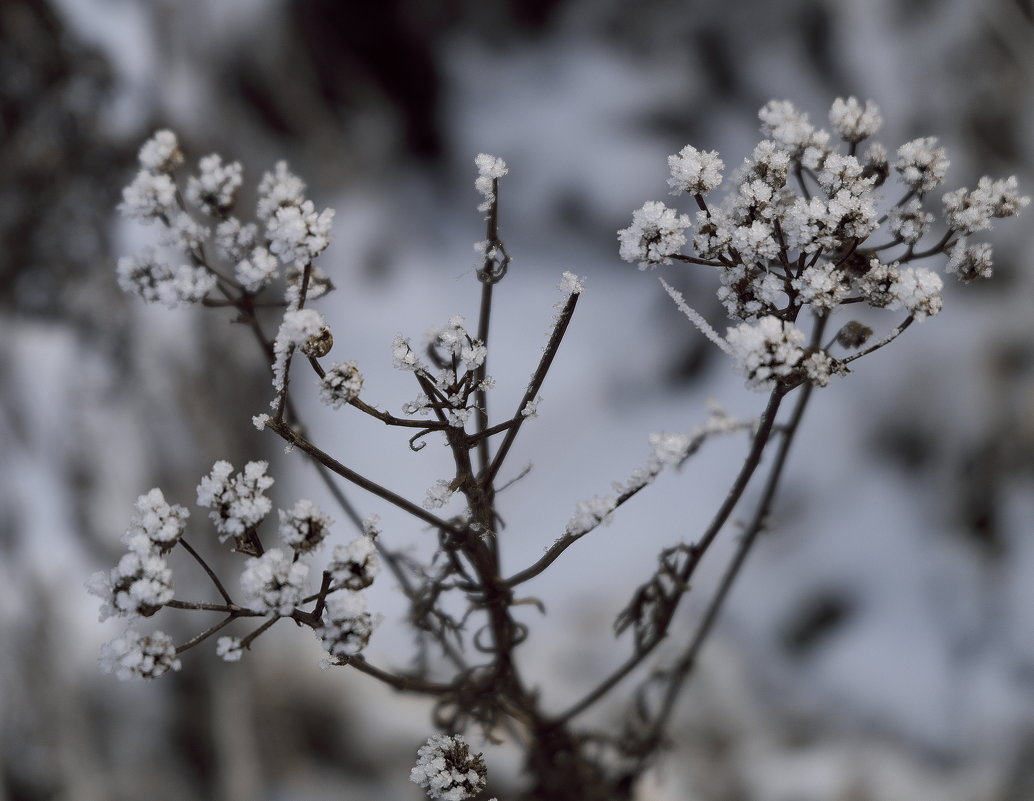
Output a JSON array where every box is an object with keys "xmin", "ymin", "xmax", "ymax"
[{"xmin": 2, "ymin": 0, "xmax": 1033, "ymax": 799}]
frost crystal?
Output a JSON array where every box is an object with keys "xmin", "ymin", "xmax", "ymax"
[
  {"xmin": 565, "ymin": 495, "xmax": 617, "ymax": 536},
  {"xmin": 317, "ymin": 591, "xmax": 378, "ymax": 657},
  {"xmin": 410, "ymin": 734, "xmax": 488, "ymax": 801},
  {"xmin": 667, "ymin": 145, "xmax": 724, "ymax": 195},
  {"xmin": 278, "ymin": 499, "xmax": 333, "ymax": 553},
  {"xmin": 946, "ymin": 240, "xmax": 994, "ymax": 282},
  {"xmin": 235, "ymin": 246, "xmax": 278, "ymax": 293},
  {"xmin": 266, "ymin": 200, "xmax": 334, "ymax": 266},
  {"xmin": 474, "ymin": 153, "xmax": 508, "ymax": 212},
  {"xmin": 196, "ymin": 460, "xmax": 274, "ymax": 540},
  {"xmin": 256, "ymin": 161, "xmax": 306, "ymax": 221},
  {"xmin": 240, "ymin": 548, "xmax": 309, "ymax": 616},
  {"xmin": 618, "ymin": 201, "xmax": 690, "ymax": 268},
  {"xmin": 319, "ymin": 361, "xmax": 364, "ymax": 408},
  {"xmin": 559, "ymin": 271, "xmax": 585, "ymax": 294},
  {"xmin": 424, "ymin": 479, "xmax": 456, "ymax": 510},
  {"xmin": 891, "ymin": 266, "xmax": 943, "ymax": 320},
  {"xmin": 99, "ymin": 629, "xmax": 181, "ymax": 681},
  {"xmin": 119, "ymin": 170, "xmax": 178, "ymax": 221},
  {"xmin": 116, "ymin": 252, "xmax": 216, "ymax": 309},
  {"xmin": 330, "ymin": 535, "xmax": 380, "ymax": 591}
]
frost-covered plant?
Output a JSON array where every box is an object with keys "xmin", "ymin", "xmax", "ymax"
[{"xmin": 89, "ymin": 115, "xmax": 1026, "ymax": 801}]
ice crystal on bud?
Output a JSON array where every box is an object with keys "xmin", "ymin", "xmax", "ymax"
[
  {"xmin": 667, "ymin": 145, "xmax": 724, "ymax": 195},
  {"xmin": 829, "ymin": 97, "xmax": 882, "ymax": 143},
  {"xmin": 196, "ymin": 460, "xmax": 274, "ymax": 540},
  {"xmin": 119, "ymin": 170, "xmax": 178, "ymax": 221},
  {"xmin": 410, "ymin": 734, "xmax": 488, "ymax": 801},
  {"xmin": 99, "ymin": 630, "xmax": 181, "ymax": 681},
  {"xmin": 216, "ymin": 636, "xmax": 244, "ymax": 662},
  {"xmin": 319, "ymin": 361, "xmax": 364, "ymax": 408},
  {"xmin": 424, "ymin": 479, "xmax": 457, "ymax": 510},
  {"xmin": 618, "ymin": 201, "xmax": 690, "ymax": 268},
  {"xmin": 726, "ymin": 316, "xmax": 805, "ymax": 391},
  {"xmin": 559, "ymin": 271, "xmax": 585, "ymax": 294},
  {"xmin": 317, "ymin": 592, "xmax": 378, "ymax": 657},
  {"xmin": 240, "ymin": 548, "xmax": 309, "ymax": 615},
  {"xmin": 278, "ymin": 499, "xmax": 333, "ymax": 553},
  {"xmin": 474, "ymin": 153, "xmax": 508, "ymax": 212},
  {"xmin": 137, "ymin": 130, "xmax": 183, "ymax": 173},
  {"xmin": 330, "ymin": 535, "xmax": 380, "ymax": 591},
  {"xmin": 895, "ymin": 138, "xmax": 949, "ymax": 193}
]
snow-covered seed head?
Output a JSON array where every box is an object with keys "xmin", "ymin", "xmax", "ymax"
[
  {"xmin": 410, "ymin": 734, "xmax": 488, "ymax": 801},
  {"xmin": 319, "ymin": 361, "xmax": 364, "ymax": 408},
  {"xmin": 329, "ymin": 535, "xmax": 380, "ymax": 591},
  {"xmin": 99, "ymin": 630, "xmax": 181, "ymax": 681}
]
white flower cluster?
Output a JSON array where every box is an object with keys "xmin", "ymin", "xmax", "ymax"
[
  {"xmin": 86, "ymin": 489, "xmax": 186, "ymax": 621},
  {"xmin": 99, "ymin": 629, "xmax": 181, "ymax": 681},
  {"xmin": 410, "ymin": 734, "xmax": 490, "ymax": 801},
  {"xmin": 239, "ymin": 547, "xmax": 309, "ymax": 616},
  {"xmin": 474, "ymin": 153, "xmax": 508, "ymax": 212},
  {"xmin": 196, "ymin": 460, "xmax": 274, "ymax": 541},
  {"xmin": 620, "ymin": 97, "xmax": 1028, "ymax": 391},
  {"xmin": 329, "ymin": 534, "xmax": 380, "ymax": 590},
  {"xmin": 316, "ymin": 592, "xmax": 378, "ymax": 658},
  {"xmin": 318, "ymin": 361, "xmax": 364, "ymax": 408},
  {"xmin": 116, "ymin": 249, "xmax": 216, "ymax": 310},
  {"xmin": 278, "ymin": 499, "xmax": 333, "ymax": 553}
]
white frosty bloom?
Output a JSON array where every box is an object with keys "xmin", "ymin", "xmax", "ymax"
[
  {"xmin": 240, "ymin": 548, "xmax": 309, "ymax": 615},
  {"xmin": 801, "ymin": 350, "xmax": 836, "ymax": 388},
  {"xmin": 124, "ymin": 488, "xmax": 188, "ymax": 553},
  {"xmin": 410, "ymin": 734, "xmax": 488, "ymax": 801},
  {"xmin": 86, "ymin": 546, "xmax": 174, "ymax": 621},
  {"xmin": 565, "ymin": 495, "xmax": 616, "ymax": 536},
  {"xmin": 618, "ymin": 201, "xmax": 691, "ymax": 268},
  {"xmin": 730, "ymin": 219, "xmax": 780, "ymax": 264},
  {"xmin": 160, "ymin": 211, "xmax": 210, "ymax": 254},
  {"xmin": 137, "ymin": 130, "xmax": 183, "ymax": 173},
  {"xmin": 214, "ymin": 217, "xmax": 258, "ymax": 263},
  {"xmin": 943, "ymin": 176, "xmax": 1030, "ymax": 235},
  {"xmin": 329, "ymin": 535, "xmax": 380, "ymax": 591},
  {"xmin": 272, "ymin": 308, "xmax": 327, "ymax": 393},
  {"xmin": 278, "ymin": 499, "xmax": 333, "ymax": 553},
  {"xmin": 829, "ymin": 97, "xmax": 882, "ymax": 143},
  {"xmin": 758, "ymin": 100, "xmax": 830, "ymax": 159},
  {"xmin": 726, "ymin": 316, "xmax": 806, "ymax": 391},
  {"xmin": 667, "ymin": 145, "xmax": 724, "ymax": 195},
  {"xmin": 186, "ymin": 153, "xmax": 243, "ymax": 216},
  {"xmin": 895, "ymin": 137, "xmax": 949, "ymax": 193},
  {"xmin": 117, "ymin": 252, "xmax": 217, "ymax": 309},
  {"xmin": 946, "ymin": 239, "xmax": 994, "ymax": 281},
  {"xmin": 319, "ymin": 361, "xmax": 364, "ymax": 408},
  {"xmin": 888, "ymin": 198, "xmax": 933, "ymax": 244},
  {"xmin": 196, "ymin": 460, "xmax": 274, "ymax": 540},
  {"xmin": 119, "ymin": 170, "xmax": 178, "ymax": 221},
  {"xmin": 235, "ymin": 246, "xmax": 278, "ymax": 293},
  {"xmin": 474, "ymin": 153, "xmax": 508, "ymax": 212},
  {"xmin": 392, "ymin": 334, "xmax": 424, "ymax": 372},
  {"xmin": 215, "ymin": 636, "xmax": 244, "ymax": 663},
  {"xmin": 792, "ymin": 260, "xmax": 850, "ymax": 311},
  {"xmin": 743, "ymin": 140, "xmax": 790, "ymax": 189},
  {"xmin": 855, "ymin": 259, "xmax": 900, "ymax": 308},
  {"xmin": 521, "ymin": 395, "xmax": 543, "ymax": 418},
  {"xmin": 892, "ymin": 266, "xmax": 943, "ymax": 320},
  {"xmin": 266, "ymin": 199, "xmax": 334, "ymax": 265},
  {"xmin": 99, "ymin": 629, "xmax": 181, "ymax": 681},
  {"xmin": 317, "ymin": 591, "xmax": 378, "ymax": 657},
  {"xmin": 257, "ymin": 161, "xmax": 306, "ymax": 221},
  {"xmin": 816, "ymin": 153, "xmax": 872, "ymax": 197}
]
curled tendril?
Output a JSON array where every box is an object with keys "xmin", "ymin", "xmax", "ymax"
[
  {"xmin": 477, "ymin": 240, "xmax": 510, "ymax": 284},
  {"xmin": 408, "ymin": 428, "xmax": 437, "ymax": 451}
]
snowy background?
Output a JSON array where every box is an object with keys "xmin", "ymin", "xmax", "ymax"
[{"xmin": 2, "ymin": 0, "xmax": 1033, "ymax": 799}]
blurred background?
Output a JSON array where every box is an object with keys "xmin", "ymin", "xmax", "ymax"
[{"xmin": 2, "ymin": 0, "xmax": 1033, "ymax": 799}]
